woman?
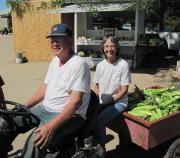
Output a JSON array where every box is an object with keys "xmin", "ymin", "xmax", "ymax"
[{"xmin": 93, "ymin": 35, "xmax": 131, "ymax": 150}]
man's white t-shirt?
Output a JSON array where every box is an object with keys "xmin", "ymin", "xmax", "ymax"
[
  {"xmin": 43, "ymin": 55, "xmax": 91, "ymax": 119},
  {"xmin": 94, "ymin": 58, "xmax": 131, "ymax": 106}
]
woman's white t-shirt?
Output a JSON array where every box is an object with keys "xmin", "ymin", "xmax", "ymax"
[
  {"xmin": 94, "ymin": 58, "xmax": 131, "ymax": 106},
  {"xmin": 43, "ymin": 55, "xmax": 91, "ymax": 119}
]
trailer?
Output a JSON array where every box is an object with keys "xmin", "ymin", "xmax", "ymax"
[
  {"xmin": 119, "ymin": 87, "xmax": 180, "ymax": 158},
  {"xmin": 123, "ymin": 111, "xmax": 180, "ymax": 153}
]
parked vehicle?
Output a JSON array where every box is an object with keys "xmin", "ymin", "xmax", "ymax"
[
  {"xmin": 145, "ymin": 31, "xmax": 180, "ymax": 52},
  {"xmin": 122, "ymin": 23, "xmax": 132, "ymax": 31},
  {"xmin": 144, "ymin": 33, "xmax": 168, "ymax": 49},
  {"xmin": 159, "ymin": 32, "xmax": 180, "ymax": 51},
  {"xmin": 0, "ymin": 27, "xmax": 9, "ymax": 35}
]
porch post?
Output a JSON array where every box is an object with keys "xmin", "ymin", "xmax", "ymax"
[
  {"xmin": 134, "ymin": 10, "xmax": 145, "ymax": 68},
  {"xmin": 135, "ymin": 9, "xmax": 145, "ymax": 44},
  {"xmin": 74, "ymin": 12, "xmax": 77, "ymax": 53}
]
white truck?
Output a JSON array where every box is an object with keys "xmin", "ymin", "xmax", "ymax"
[{"xmin": 159, "ymin": 32, "xmax": 180, "ymax": 51}]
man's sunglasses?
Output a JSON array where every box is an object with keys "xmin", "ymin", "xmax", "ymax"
[{"xmin": 50, "ymin": 37, "xmax": 69, "ymax": 43}]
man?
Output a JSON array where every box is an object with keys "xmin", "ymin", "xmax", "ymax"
[
  {"xmin": 0, "ymin": 75, "xmax": 12, "ymax": 157},
  {"xmin": 0, "ymin": 75, "xmax": 5, "ymax": 109},
  {"xmin": 10, "ymin": 23, "xmax": 91, "ymax": 157}
]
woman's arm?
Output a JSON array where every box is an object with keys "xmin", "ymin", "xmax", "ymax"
[
  {"xmin": 113, "ymin": 85, "xmax": 128, "ymax": 102},
  {"xmin": 92, "ymin": 83, "xmax": 99, "ymax": 97}
]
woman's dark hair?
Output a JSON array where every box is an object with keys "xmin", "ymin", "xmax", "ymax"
[{"xmin": 100, "ymin": 35, "xmax": 121, "ymax": 58}]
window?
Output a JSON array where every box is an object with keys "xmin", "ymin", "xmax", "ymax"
[{"xmin": 86, "ymin": 11, "xmax": 135, "ymax": 31}]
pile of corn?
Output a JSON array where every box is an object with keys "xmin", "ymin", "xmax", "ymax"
[{"xmin": 128, "ymin": 87, "xmax": 180, "ymax": 122}]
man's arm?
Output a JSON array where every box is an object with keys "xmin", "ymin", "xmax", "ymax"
[
  {"xmin": 0, "ymin": 88, "xmax": 5, "ymax": 101},
  {"xmin": 0, "ymin": 87, "xmax": 5, "ymax": 109},
  {"xmin": 48, "ymin": 90, "xmax": 83, "ymax": 129},
  {"xmin": 33, "ymin": 90, "xmax": 83, "ymax": 149},
  {"xmin": 26, "ymin": 83, "xmax": 47, "ymax": 108},
  {"xmin": 0, "ymin": 75, "xmax": 4, "ymax": 87}
]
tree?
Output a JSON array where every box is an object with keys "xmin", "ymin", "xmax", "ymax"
[
  {"xmin": 145, "ymin": 0, "xmax": 180, "ymax": 31},
  {"xmin": 6, "ymin": 0, "xmax": 31, "ymax": 18},
  {"xmin": 6, "ymin": 0, "xmax": 153, "ymax": 18}
]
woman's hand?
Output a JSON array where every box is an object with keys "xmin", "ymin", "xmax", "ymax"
[
  {"xmin": 101, "ymin": 94, "xmax": 114, "ymax": 105},
  {"xmin": 33, "ymin": 122, "xmax": 56, "ymax": 149}
]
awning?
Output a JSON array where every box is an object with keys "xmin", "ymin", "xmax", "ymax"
[{"xmin": 49, "ymin": 3, "xmax": 131, "ymax": 14}]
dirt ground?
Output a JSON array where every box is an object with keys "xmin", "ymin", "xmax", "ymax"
[{"xmin": 0, "ymin": 34, "xmax": 179, "ymax": 157}]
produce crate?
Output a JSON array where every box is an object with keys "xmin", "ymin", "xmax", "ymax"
[{"xmin": 122, "ymin": 111, "xmax": 180, "ymax": 150}]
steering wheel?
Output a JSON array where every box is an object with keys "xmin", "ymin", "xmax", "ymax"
[
  {"xmin": 0, "ymin": 100, "xmax": 31, "ymax": 115},
  {"xmin": 0, "ymin": 100, "xmax": 40, "ymax": 127}
]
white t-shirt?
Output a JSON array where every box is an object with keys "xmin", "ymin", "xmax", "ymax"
[
  {"xmin": 94, "ymin": 58, "xmax": 131, "ymax": 106},
  {"xmin": 43, "ymin": 55, "xmax": 91, "ymax": 119}
]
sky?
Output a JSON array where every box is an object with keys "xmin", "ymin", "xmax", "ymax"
[{"xmin": 0, "ymin": 0, "xmax": 8, "ymax": 10}]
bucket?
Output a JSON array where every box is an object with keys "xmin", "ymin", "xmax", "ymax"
[{"xmin": 16, "ymin": 53, "xmax": 23, "ymax": 64}]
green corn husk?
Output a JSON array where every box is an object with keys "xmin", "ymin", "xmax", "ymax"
[{"xmin": 128, "ymin": 86, "xmax": 180, "ymax": 122}]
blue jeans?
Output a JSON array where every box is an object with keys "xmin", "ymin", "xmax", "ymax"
[
  {"xmin": 31, "ymin": 105, "xmax": 59, "ymax": 126},
  {"xmin": 95, "ymin": 102, "xmax": 126, "ymax": 147}
]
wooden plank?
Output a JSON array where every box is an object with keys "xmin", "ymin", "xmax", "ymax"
[
  {"xmin": 12, "ymin": 1, "xmax": 60, "ymax": 61},
  {"xmin": 124, "ymin": 118, "xmax": 150, "ymax": 150}
]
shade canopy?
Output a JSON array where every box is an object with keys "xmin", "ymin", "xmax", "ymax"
[{"xmin": 49, "ymin": 3, "xmax": 130, "ymax": 14}]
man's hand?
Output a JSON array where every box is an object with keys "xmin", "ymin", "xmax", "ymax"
[
  {"xmin": 33, "ymin": 122, "xmax": 56, "ymax": 149},
  {"xmin": 101, "ymin": 94, "xmax": 114, "ymax": 105}
]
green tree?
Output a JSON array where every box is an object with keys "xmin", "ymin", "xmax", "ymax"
[
  {"xmin": 6, "ymin": 0, "xmax": 180, "ymax": 31},
  {"xmin": 145, "ymin": 0, "xmax": 180, "ymax": 31},
  {"xmin": 6, "ymin": 0, "xmax": 31, "ymax": 18},
  {"xmin": 6, "ymin": 0, "xmax": 153, "ymax": 15}
]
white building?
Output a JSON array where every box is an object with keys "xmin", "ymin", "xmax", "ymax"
[
  {"xmin": 0, "ymin": 9, "xmax": 11, "ymax": 32},
  {"xmin": 49, "ymin": 2, "xmax": 145, "ymax": 68}
]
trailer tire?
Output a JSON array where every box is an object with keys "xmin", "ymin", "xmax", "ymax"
[{"xmin": 164, "ymin": 138, "xmax": 180, "ymax": 158}]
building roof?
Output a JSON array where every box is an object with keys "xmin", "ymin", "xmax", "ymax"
[
  {"xmin": 49, "ymin": 3, "xmax": 131, "ymax": 13},
  {"xmin": 64, "ymin": 0, "xmax": 131, "ymax": 4}
]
